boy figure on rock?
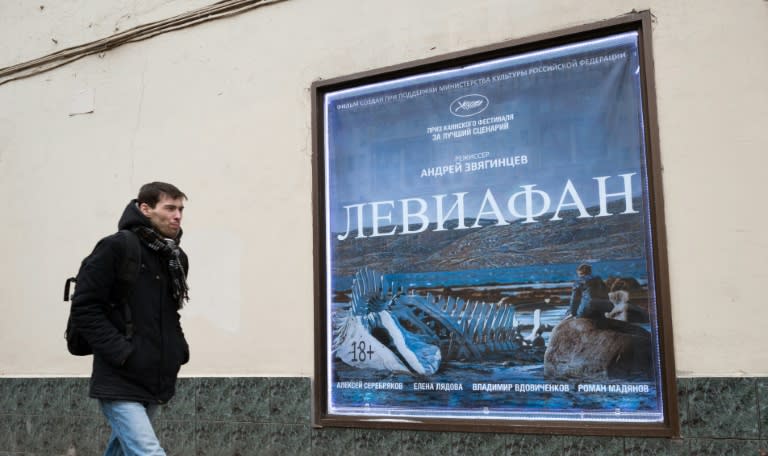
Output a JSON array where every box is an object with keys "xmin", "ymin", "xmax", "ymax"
[
  {"xmin": 568, "ymin": 263, "xmax": 612, "ymax": 319},
  {"xmin": 72, "ymin": 182, "xmax": 190, "ymax": 456}
]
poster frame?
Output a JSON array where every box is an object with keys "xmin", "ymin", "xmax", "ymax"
[{"xmin": 311, "ymin": 11, "xmax": 679, "ymax": 437}]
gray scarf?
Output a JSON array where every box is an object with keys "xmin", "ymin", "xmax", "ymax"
[{"xmin": 131, "ymin": 226, "xmax": 189, "ymax": 308}]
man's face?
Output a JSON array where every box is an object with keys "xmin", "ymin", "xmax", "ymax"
[{"xmin": 140, "ymin": 194, "xmax": 185, "ymax": 238}]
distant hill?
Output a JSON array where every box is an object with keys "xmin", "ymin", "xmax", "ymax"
[{"xmin": 330, "ymin": 197, "xmax": 647, "ymax": 276}]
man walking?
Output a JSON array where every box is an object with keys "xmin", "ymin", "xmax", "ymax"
[{"xmin": 72, "ymin": 182, "xmax": 190, "ymax": 455}]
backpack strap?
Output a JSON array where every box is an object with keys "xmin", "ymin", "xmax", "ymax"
[
  {"xmin": 115, "ymin": 230, "xmax": 142, "ymax": 339},
  {"xmin": 64, "ymin": 277, "xmax": 77, "ymax": 301}
]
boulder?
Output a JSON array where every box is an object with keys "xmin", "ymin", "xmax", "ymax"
[{"xmin": 543, "ymin": 317, "xmax": 652, "ymax": 379}]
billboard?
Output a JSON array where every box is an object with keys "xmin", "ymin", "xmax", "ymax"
[{"xmin": 312, "ymin": 12, "xmax": 678, "ymax": 436}]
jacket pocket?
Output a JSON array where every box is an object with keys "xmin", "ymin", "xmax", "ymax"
[
  {"xmin": 181, "ymin": 343, "xmax": 190, "ymax": 365},
  {"xmin": 122, "ymin": 334, "xmax": 160, "ymax": 374},
  {"xmin": 167, "ymin": 332, "xmax": 188, "ymax": 369}
]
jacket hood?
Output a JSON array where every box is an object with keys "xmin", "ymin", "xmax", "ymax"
[{"xmin": 117, "ymin": 199, "xmax": 184, "ymax": 241}]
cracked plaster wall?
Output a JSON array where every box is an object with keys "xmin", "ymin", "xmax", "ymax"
[{"xmin": 0, "ymin": 0, "xmax": 766, "ymax": 377}]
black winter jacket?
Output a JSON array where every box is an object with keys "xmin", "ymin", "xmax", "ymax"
[{"xmin": 72, "ymin": 200, "xmax": 190, "ymax": 403}]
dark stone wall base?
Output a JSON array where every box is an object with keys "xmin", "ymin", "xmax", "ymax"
[{"xmin": 1, "ymin": 377, "xmax": 765, "ymax": 455}]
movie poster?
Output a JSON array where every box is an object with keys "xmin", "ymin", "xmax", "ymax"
[{"xmin": 320, "ymin": 30, "xmax": 669, "ymax": 425}]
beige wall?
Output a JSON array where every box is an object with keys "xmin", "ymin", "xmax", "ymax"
[{"xmin": 0, "ymin": 0, "xmax": 766, "ymax": 377}]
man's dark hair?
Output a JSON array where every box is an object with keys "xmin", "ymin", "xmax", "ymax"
[
  {"xmin": 576, "ymin": 263, "xmax": 592, "ymax": 275},
  {"xmin": 137, "ymin": 182, "xmax": 187, "ymax": 208}
]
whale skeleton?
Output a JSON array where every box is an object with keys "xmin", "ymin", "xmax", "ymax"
[{"xmin": 333, "ymin": 267, "xmax": 549, "ymax": 374}]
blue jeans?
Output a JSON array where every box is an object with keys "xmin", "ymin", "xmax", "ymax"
[{"xmin": 100, "ymin": 400, "xmax": 166, "ymax": 456}]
